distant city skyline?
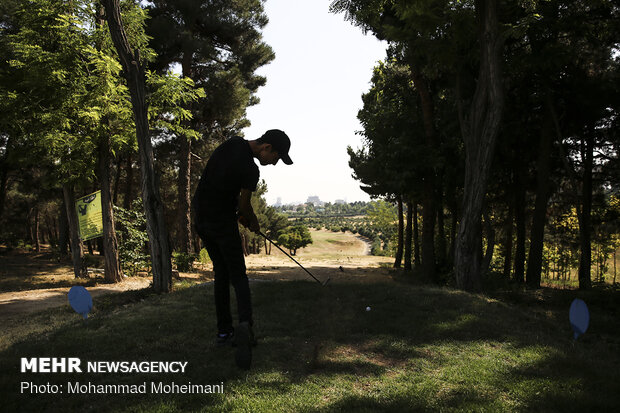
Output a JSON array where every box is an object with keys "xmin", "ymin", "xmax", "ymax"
[{"xmin": 271, "ymin": 194, "xmax": 356, "ymax": 207}]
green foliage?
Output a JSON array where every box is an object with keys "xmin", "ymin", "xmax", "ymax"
[
  {"xmin": 3, "ymin": 0, "xmax": 96, "ymax": 184},
  {"xmin": 147, "ymin": 71, "xmax": 205, "ymax": 140},
  {"xmin": 367, "ymin": 200, "xmax": 397, "ymax": 236},
  {"xmin": 277, "ymin": 225, "xmax": 313, "ymax": 256},
  {"xmin": 145, "ymin": 0, "xmax": 275, "ymax": 137},
  {"xmin": 172, "ymin": 251, "xmax": 197, "ymax": 273},
  {"xmin": 280, "ymin": 201, "xmax": 399, "ymax": 257},
  {"xmin": 351, "ymin": 57, "xmax": 428, "ymax": 199},
  {"xmin": 264, "ymin": 206, "xmax": 289, "ymax": 240},
  {"xmin": 113, "ymin": 200, "xmax": 149, "ymax": 276},
  {"xmin": 198, "ymin": 248, "xmax": 211, "ymax": 265},
  {"xmin": 370, "ymin": 236, "xmax": 384, "ymax": 256}
]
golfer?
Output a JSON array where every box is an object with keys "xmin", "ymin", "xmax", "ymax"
[{"xmin": 192, "ymin": 129, "xmax": 293, "ymax": 369}]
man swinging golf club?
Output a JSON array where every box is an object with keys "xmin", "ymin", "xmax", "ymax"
[{"xmin": 192, "ymin": 129, "xmax": 293, "ymax": 370}]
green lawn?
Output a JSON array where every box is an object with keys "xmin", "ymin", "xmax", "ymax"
[{"xmin": 1, "ymin": 277, "xmax": 619, "ymax": 412}]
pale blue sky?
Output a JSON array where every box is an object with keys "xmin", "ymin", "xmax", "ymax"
[{"xmin": 243, "ymin": 0, "xmax": 387, "ymax": 205}]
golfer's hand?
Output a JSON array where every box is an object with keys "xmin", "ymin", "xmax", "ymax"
[
  {"xmin": 248, "ymin": 215, "xmax": 260, "ymax": 234},
  {"xmin": 238, "ymin": 215, "xmax": 249, "ymax": 228},
  {"xmin": 239, "ymin": 214, "xmax": 260, "ymax": 233}
]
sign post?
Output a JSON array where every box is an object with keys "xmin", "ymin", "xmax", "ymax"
[{"xmin": 75, "ymin": 190, "xmax": 103, "ymax": 241}]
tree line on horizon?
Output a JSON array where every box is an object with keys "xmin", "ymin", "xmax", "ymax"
[{"xmin": 333, "ymin": 0, "xmax": 619, "ymax": 290}]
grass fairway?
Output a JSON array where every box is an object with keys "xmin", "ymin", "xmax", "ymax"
[{"xmin": 1, "ymin": 277, "xmax": 619, "ymax": 412}]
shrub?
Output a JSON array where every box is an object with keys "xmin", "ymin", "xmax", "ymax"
[
  {"xmin": 114, "ymin": 200, "xmax": 150, "ymax": 276},
  {"xmin": 173, "ymin": 251, "xmax": 197, "ymax": 272}
]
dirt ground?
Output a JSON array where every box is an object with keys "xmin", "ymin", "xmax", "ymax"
[
  {"xmin": 0, "ymin": 230, "xmax": 392, "ymax": 321},
  {"xmin": 0, "ymin": 248, "xmax": 153, "ymax": 321}
]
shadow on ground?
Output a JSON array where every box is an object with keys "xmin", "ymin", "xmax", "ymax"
[{"xmin": 1, "ymin": 279, "xmax": 618, "ymax": 412}]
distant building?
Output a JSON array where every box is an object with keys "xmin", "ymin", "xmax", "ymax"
[
  {"xmin": 335, "ymin": 199, "xmax": 346, "ymax": 204},
  {"xmin": 306, "ymin": 195, "xmax": 323, "ymax": 206},
  {"xmin": 274, "ymin": 197, "xmax": 282, "ymax": 207}
]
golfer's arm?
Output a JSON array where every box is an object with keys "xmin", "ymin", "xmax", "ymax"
[{"xmin": 239, "ymin": 189, "xmax": 255, "ymax": 220}]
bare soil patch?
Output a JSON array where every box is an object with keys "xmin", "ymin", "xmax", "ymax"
[
  {"xmin": 0, "ymin": 248, "xmax": 151, "ymax": 321},
  {"xmin": 0, "ymin": 277, "xmax": 151, "ymax": 321}
]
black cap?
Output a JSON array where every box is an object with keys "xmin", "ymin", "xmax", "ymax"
[{"xmin": 261, "ymin": 129, "xmax": 293, "ymax": 165}]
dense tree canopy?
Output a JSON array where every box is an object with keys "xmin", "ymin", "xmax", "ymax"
[
  {"xmin": 0, "ymin": 0, "xmax": 275, "ymax": 291},
  {"xmin": 0, "ymin": 0, "xmax": 617, "ymax": 292},
  {"xmin": 337, "ymin": 0, "xmax": 619, "ymax": 290}
]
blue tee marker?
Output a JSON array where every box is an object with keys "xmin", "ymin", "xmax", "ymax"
[
  {"xmin": 569, "ymin": 298, "xmax": 589, "ymax": 340},
  {"xmin": 68, "ymin": 286, "xmax": 93, "ymax": 320}
]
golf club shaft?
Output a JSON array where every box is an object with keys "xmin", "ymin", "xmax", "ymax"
[{"xmin": 258, "ymin": 231, "xmax": 325, "ymax": 285}]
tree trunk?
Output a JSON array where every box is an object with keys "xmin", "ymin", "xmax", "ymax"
[
  {"xmin": 58, "ymin": 193, "xmax": 69, "ymax": 259},
  {"xmin": 112, "ymin": 154, "xmax": 122, "ymax": 206},
  {"xmin": 449, "ymin": 201, "xmax": 458, "ymax": 264},
  {"xmin": 437, "ymin": 186, "xmax": 447, "ymax": 268},
  {"xmin": 502, "ymin": 201, "xmax": 514, "ymax": 279},
  {"xmin": 454, "ymin": 0, "xmax": 504, "ymax": 291},
  {"xmin": 177, "ymin": 51, "xmax": 194, "ymax": 254},
  {"xmin": 513, "ymin": 164, "xmax": 526, "ymax": 283},
  {"xmin": 177, "ymin": 135, "xmax": 192, "ymax": 253},
  {"xmin": 422, "ymin": 191, "xmax": 436, "ymax": 279},
  {"xmin": 27, "ymin": 207, "xmax": 34, "ymax": 246},
  {"xmin": 613, "ymin": 249, "xmax": 616, "ymax": 285},
  {"xmin": 241, "ymin": 233, "xmax": 248, "ymax": 256},
  {"xmin": 44, "ymin": 212, "xmax": 56, "ymax": 247},
  {"xmin": 394, "ymin": 196, "xmax": 404, "ymax": 268},
  {"xmin": 413, "ymin": 203, "xmax": 420, "ymax": 267},
  {"xmin": 409, "ymin": 63, "xmax": 436, "ymax": 280},
  {"xmin": 481, "ymin": 206, "xmax": 494, "ymax": 275},
  {"xmin": 526, "ymin": 114, "xmax": 554, "ymax": 289},
  {"xmin": 194, "ymin": 233, "xmax": 201, "ymax": 254},
  {"xmin": 578, "ymin": 133, "xmax": 593, "ymax": 290},
  {"xmin": 0, "ymin": 157, "xmax": 9, "ymax": 221},
  {"xmin": 123, "ymin": 153, "xmax": 134, "ymax": 210},
  {"xmin": 404, "ymin": 200, "xmax": 413, "ymax": 271},
  {"xmin": 103, "ymin": 0, "xmax": 172, "ymax": 293},
  {"xmin": 63, "ymin": 184, "xmax": 87, "ymax": 278},
  {"xmin": 34, "ymin": 205, "xmax": 40, "ymax": 252},
  {"xmin": 99, "ymin": 133, "xmax": 123, "ymax": 283}
]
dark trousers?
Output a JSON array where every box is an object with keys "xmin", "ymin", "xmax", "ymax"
[{"xmin": 196, "ymin": 220, "xmax": 252, "ymax": 333}]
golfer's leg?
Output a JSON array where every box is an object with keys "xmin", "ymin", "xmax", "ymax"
[
  {"xmin": 203, "ymin": 235, "xmax": 233, "ymax": 333},
  {"xmin": 220, "ymin": 228, "xmax": 253, "ymax": 326}
]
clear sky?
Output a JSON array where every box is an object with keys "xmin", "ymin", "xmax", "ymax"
[{"xmin": 242, "ymin": 0, "xmax": 387, "ymax": 206}]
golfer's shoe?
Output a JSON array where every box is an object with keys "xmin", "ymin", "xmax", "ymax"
[
  {"xmin": 216, "ymin": 330, "xmax": 234, "ymax": 347},
  {"xmin": 234, "ymin": 322, "xmax": 253, "ymax": 370}
]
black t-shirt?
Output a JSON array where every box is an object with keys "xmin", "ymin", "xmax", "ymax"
[{"xmin": 193, "ymin": 136, "xmax": 259, "ymax": 223}]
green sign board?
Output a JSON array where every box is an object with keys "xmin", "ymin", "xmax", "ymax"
[{"xmin": 76, "ymin": 190, "xmax": 103, "ymax": 241}]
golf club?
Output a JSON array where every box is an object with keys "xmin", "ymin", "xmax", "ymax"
[{"xmin": 258, "ymin": 230, "xmax": 330, "ymax": 286}]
